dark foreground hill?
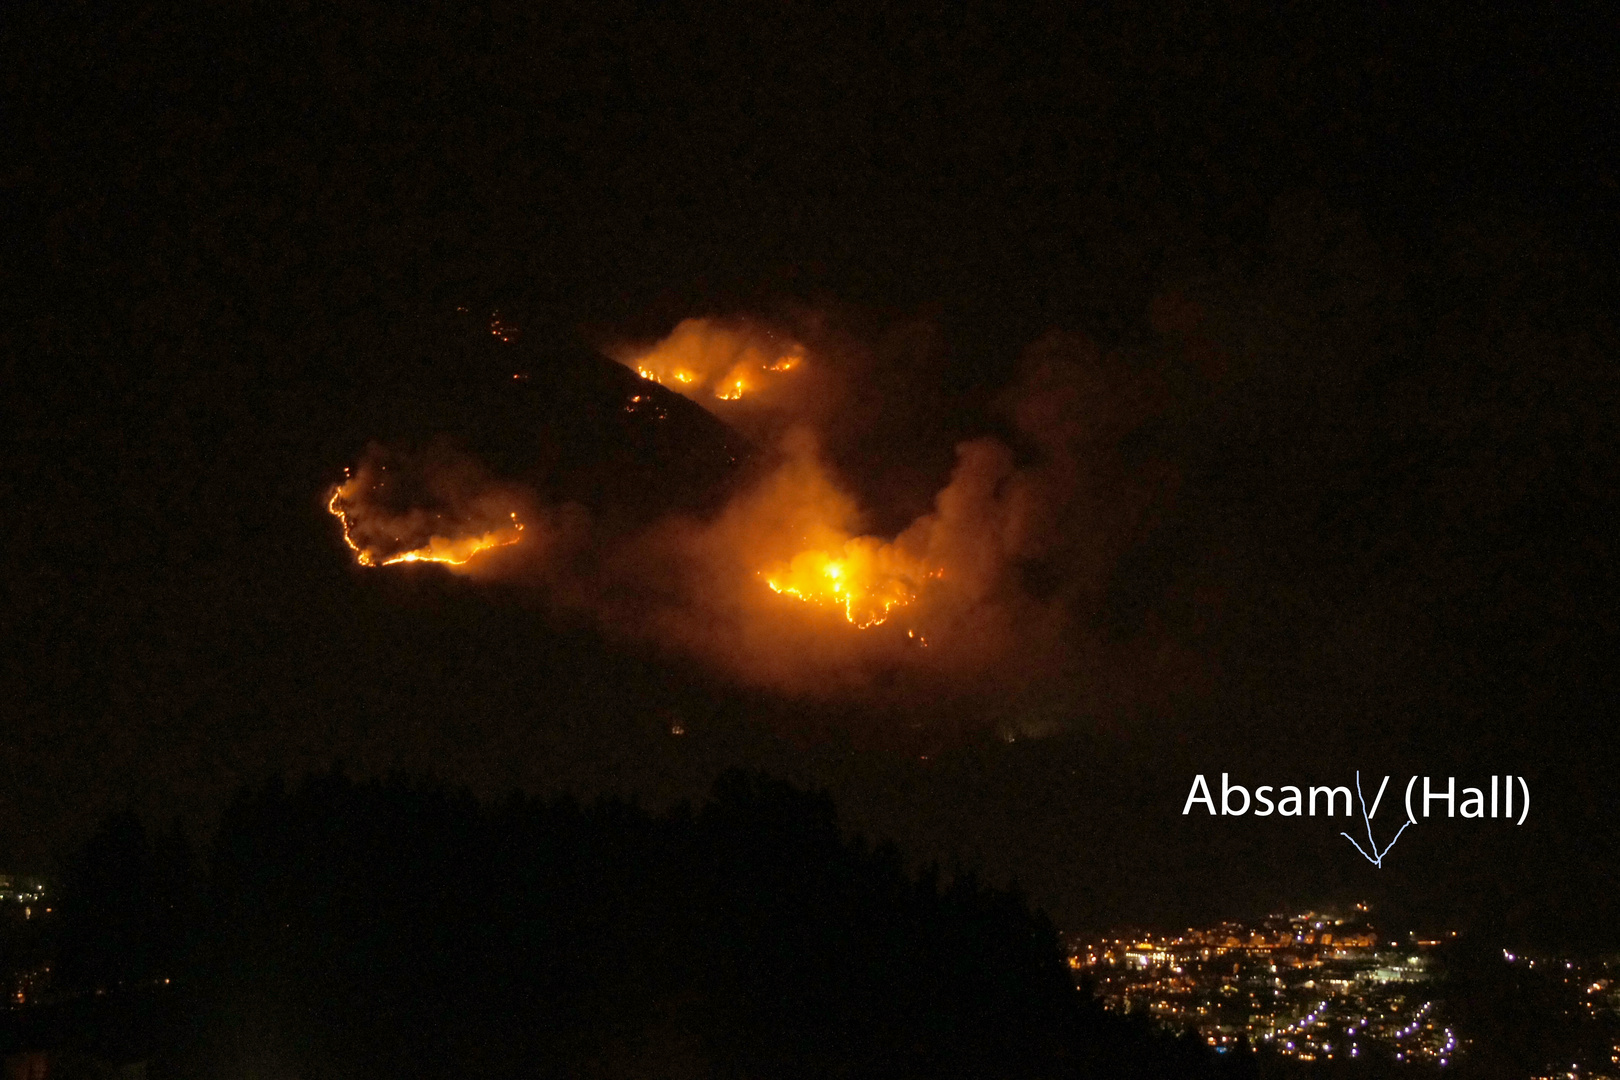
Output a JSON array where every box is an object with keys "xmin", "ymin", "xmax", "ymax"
[{"xmin": 23, "ymin": 771, "xmax": 1243, "ymax": 1080}]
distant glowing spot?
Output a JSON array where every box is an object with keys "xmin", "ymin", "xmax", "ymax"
[
  {"xmin": 623, "ymin": 394, "xmax": 669, "ymax": 420},
  {"xmin": 769, "ymin": 355, "xmax": 800, "ymax": 372}
]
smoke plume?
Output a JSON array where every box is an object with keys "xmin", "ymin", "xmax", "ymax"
[{"xmin": 328, "ymin": 318, "xmax": 1182, "ymax": 725}]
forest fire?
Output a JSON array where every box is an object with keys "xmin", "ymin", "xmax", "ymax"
[
  {"xmin": 621, "ymin": 318, "xmax": 804, "ymax": 403},
  {"xmin": 326, "ymin": 454, "xmax": 528, "ymax": 569},
  {"xmin": 761, "ymin": 542, "xmax": 938, "ymax": 629},
  {"xmin": 321, "ymin": 319, "xmax": 1152, "ymax": 698},
  {"xmin": 328, "ymin": 487, "xmax": 523, "ymax": 567}
]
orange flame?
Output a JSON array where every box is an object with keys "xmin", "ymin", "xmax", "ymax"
[
  {"xmin": 620, "ymin": 319, "xmax": 804, "ymax": 403},
  {"xmin": 327, "ymin": 478, "xmax": 524, "ymax": 568},
  {"xmin": 762, "ymin": 539, "xmax": 937, "ymax": 629},
  {"xmin": 714, "ymin": 372, "xmax": 750, "ymax": 400},
  {"xmin": 636, "ymin": 366, "xmax": 697, "ymax": 387}
]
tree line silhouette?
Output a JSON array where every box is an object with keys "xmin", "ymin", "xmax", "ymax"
[{"xmin": 14, "ymin": 769, "xmax": 1250, "ymax": 1079}]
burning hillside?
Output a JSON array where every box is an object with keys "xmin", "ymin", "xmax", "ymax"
[{"xmin": 326, "ymin": 316, "xmax": 1177, "ymax": 711}]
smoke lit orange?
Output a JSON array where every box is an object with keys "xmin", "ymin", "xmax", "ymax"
[
  {"xmin": 318, "ymin": 321, "xmax": 1166, "ymax": 704},
  {"xmin": 762, "ymin": 539, "xmax": 939, "ymax": 629},
  {"xmin": 327, "ymin": 473, "xmax": 525, "ymax": 568},
  {"xmin": 621, "ymin": 319, "xmax": 804, "ymax": 403}
]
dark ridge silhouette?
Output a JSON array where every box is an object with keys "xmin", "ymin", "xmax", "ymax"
[
  {"xmin": 22, "ymin": 771, "xmax": 1248, "ymax": 1079},
  {"xmin": 338, "ymin": 322, "xmax": 758, "ymax": 532}
]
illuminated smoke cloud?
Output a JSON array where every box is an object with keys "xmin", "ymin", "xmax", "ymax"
[
  {"xmin": 605, "ymin": 317, "xmax": 854, "ymax": 451},
  {"xmin": 618, "ymin": 330, "xmax": 1170, "ymax": 702},
  {"xmin": 329, "ymin": 320, "xmax": 1181, "ymax": 722},
  {"xmin": 613, "ymin": 317, "xmax": 805, "ymax": 407},
  {"xmin": 328, "ymin": 442, "xmax": 534, "ymax": 573}
]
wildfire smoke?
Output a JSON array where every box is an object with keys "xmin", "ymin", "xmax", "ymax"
[
  {"xmin": 325, "ymin": 317, "xmax": 1178, "ymax": 718},
  {"xmin": 326, "ymin": 443, "xmax": 534, "ymax": 573}
]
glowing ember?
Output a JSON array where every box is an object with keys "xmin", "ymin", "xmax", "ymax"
[
  {"xmin": 762, "ymin": 539, "xmax": 934, "ymax": 629},
  {"xmin": 623, "ymin": 394, "xmax": 669, "ymax": 419},
  {"xmin": 488, "ymin": 310, "xmax": 520, "ymax": 343}
]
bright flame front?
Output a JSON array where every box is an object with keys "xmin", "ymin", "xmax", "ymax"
[
  {"xmin": 327, "ymin": 474, "xmax": 525, "ymax": 569},
  {"xmin": 763, "ymin": 539, "xmax": 934, "ymax": 629}
]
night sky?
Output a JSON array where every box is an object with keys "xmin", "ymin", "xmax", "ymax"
[{"xmin": 6, "ymin": 2, "xmax": 1619, "ymax": 948}]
